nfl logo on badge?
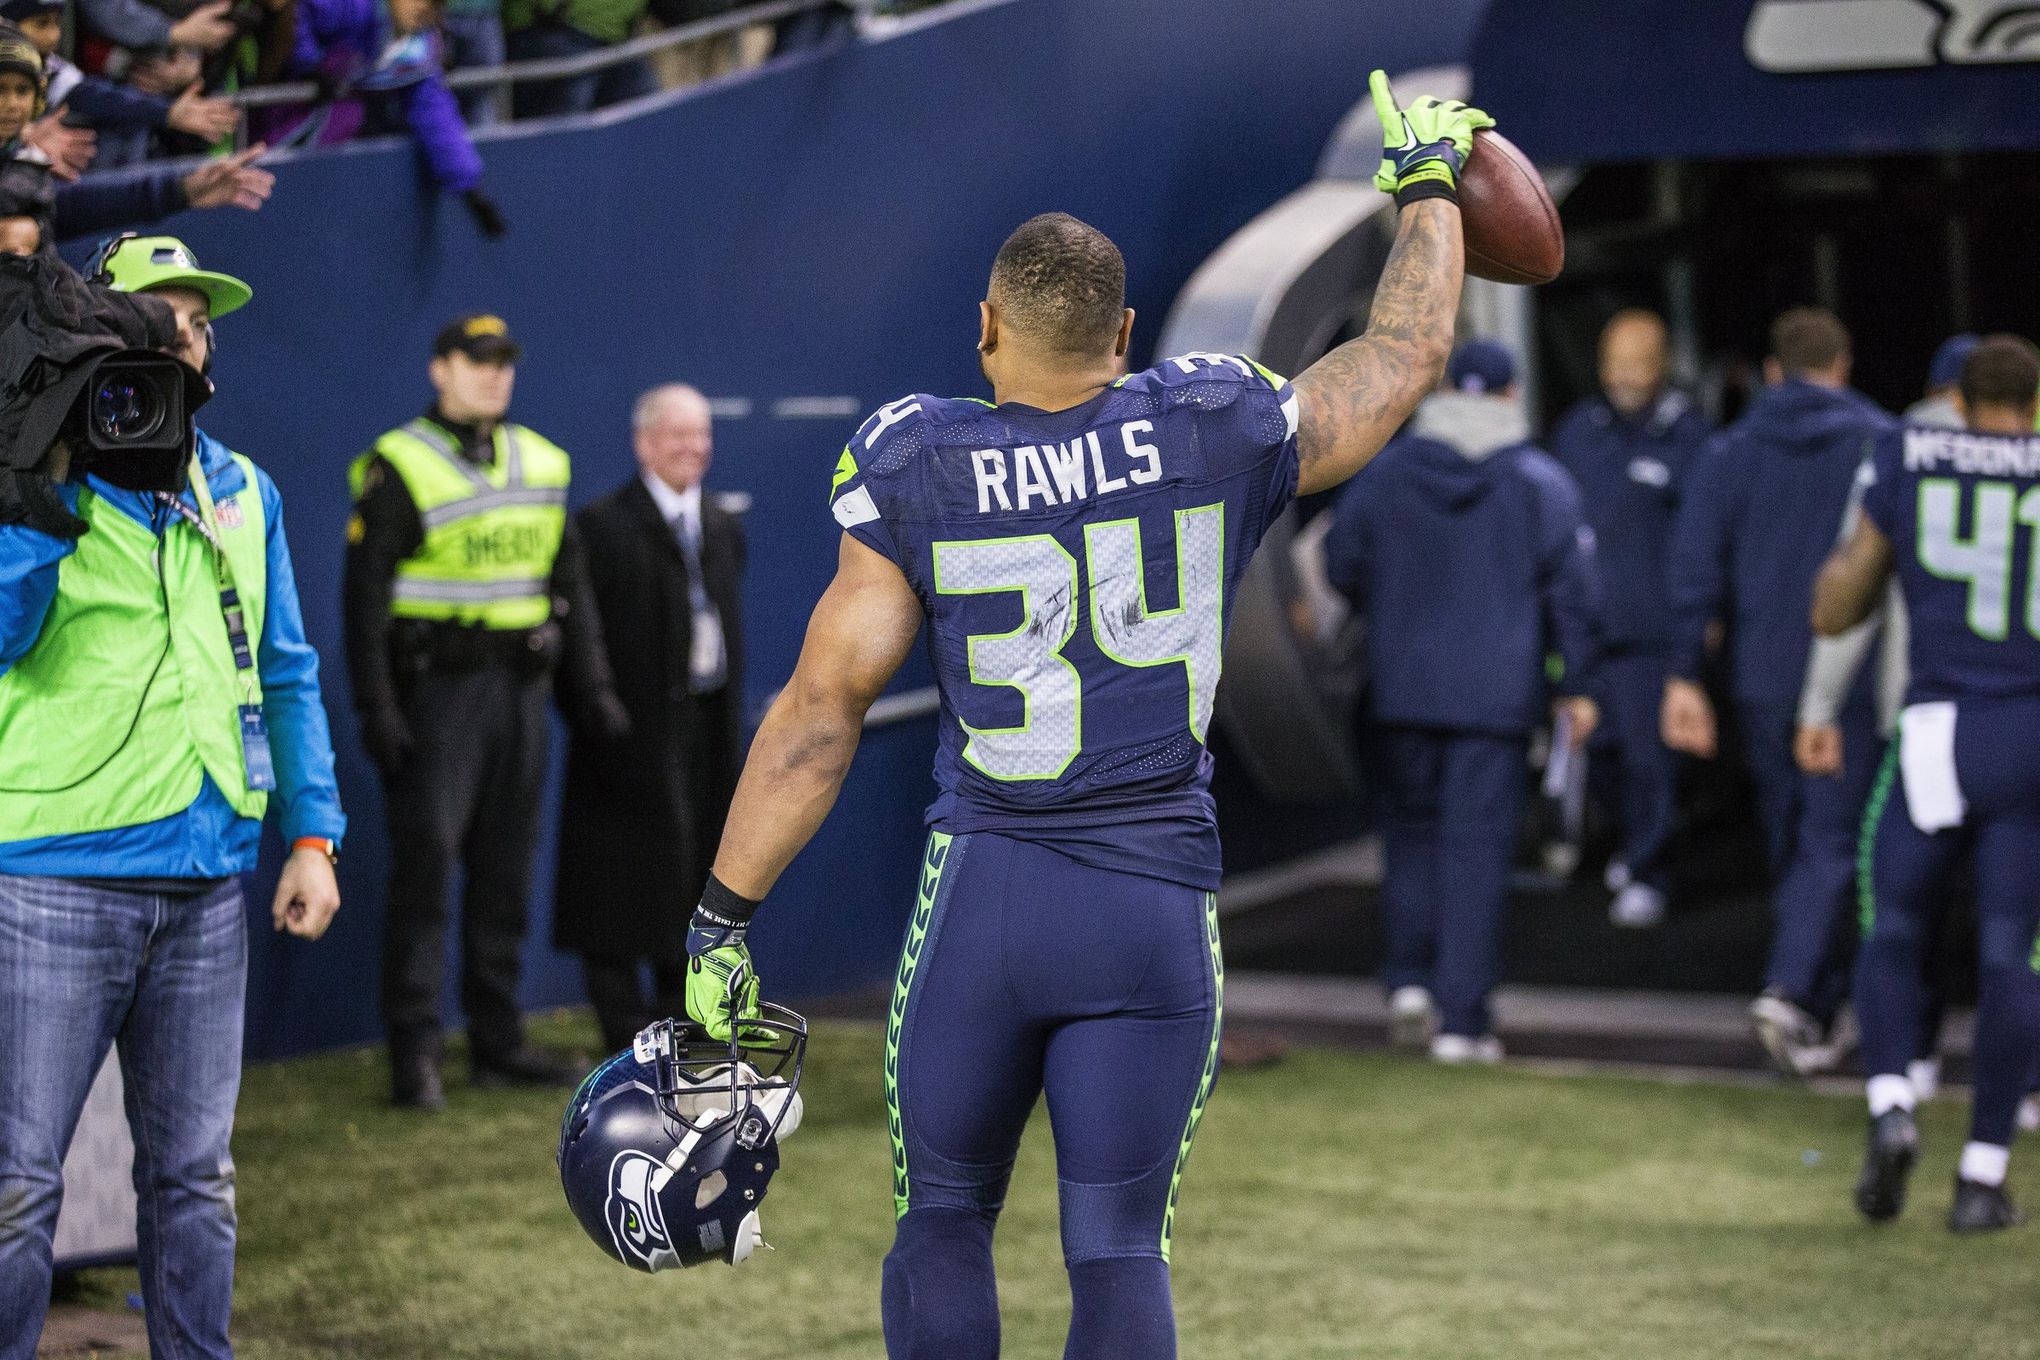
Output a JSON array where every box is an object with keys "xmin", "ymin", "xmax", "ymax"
[{"xmin": 216, "ymin": 497, "xmax": 245, "ymax": 530}]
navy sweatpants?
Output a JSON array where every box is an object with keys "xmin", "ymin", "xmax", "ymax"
[
  {"xmin": 1594, "ymin": 650, "xmax": 1677, "ymax": 891},
  {"xmin": 1856, "ymin": 697, "xmax": 2040, "ymax": 1149},
  {"xmin": 1742, "ymin": 684, "xmax": 1881, "ymax": 1020},
  {"xmin": 881, "ymin": 832, "xmax": 1222, "ymax": 1360},
  {"xmin": 1373, "ymin": 727, "xmax": 1528, "ymax": 1038}
]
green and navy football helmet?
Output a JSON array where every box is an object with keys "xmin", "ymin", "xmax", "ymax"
[{"xmin": 557, "ymin": 1007, "xmax": 806, "ymax": 1271}]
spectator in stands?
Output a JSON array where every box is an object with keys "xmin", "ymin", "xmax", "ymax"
[
  {"xmin": 554, "ymin": 383, "xmax": 744, "ymax": 1054},
  {"xmin": 75, "ymin": 0, "xmax": 239, "ymax": 67},
  {"xmin": 263, "ymin": 0, "xmax": 505, "ymax": 235},
  {"xmin": 1551, "ymin": 309, "xmax": 1713, "ymax": 929},
  {"xmin": 0, "ymin": 21, "xmax": 273, "ymax": 242},
  {"xmin": 1663, "ymin": 307, "xmax": 1894, "ymax": 1077},
  {"xmin": 439, "ymin": 0, "xmax": 503, "ymax": 124},
  {"xmin": 502, "ymin": 0, "xmax": 655, "ymax": 118},
  {"xmin": 7, "ymin": 0, "xmax": 240, "ymax": 170},
  {"xmin": 1324, "ymin": 339, "xmax": 1602, "ymax": 1064},
  {"xmin": 1905, "ymin": 333, "xmax": 1977, "ymax": 429}
]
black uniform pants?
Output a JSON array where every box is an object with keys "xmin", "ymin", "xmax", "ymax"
[{"xmin": 380, "ymin": 665, "xmax": 550, "ymax": 1065}]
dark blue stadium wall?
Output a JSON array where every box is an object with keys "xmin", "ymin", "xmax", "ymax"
[{"xmin": 112, "ymin": 0, "xmax": 1485, "ymax": 1059}]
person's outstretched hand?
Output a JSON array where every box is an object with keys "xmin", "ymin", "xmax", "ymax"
[{"xmin": 181, "ymin": 144, "xmax": 275, "ymax": 212}]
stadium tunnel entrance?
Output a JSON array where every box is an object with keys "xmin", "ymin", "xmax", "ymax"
[{"xmin": 1181, "ymin": 0, "xmax": 2040, "ymax": 1025}]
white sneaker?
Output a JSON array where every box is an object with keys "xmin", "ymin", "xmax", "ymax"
[
  {"xmin": 1907, "ymin": 1057, "xmax": 1942, "ymax": 1104},
  {"xmin": 1610, "ymin": 883, "xmax": 1666, "ymax": 928},
  {"xmin": 1430, "ymin": 1033, "xmax": 1504, "ymax": 1065},
  {"xmin": 2019, "ymin": 1096, "xmax": 2040, "ymax": 1135},
  {"xmin": 1604, "ymin": 859, "xmax": 1631, "ymax": 893},
  {"xmin": 1388, "ymin": 986, "xmax": 1439, "ymax": 1049},
  {"xmin": 1750, "ymin": 990, "xmax": 1825, "ymax": 1078}
]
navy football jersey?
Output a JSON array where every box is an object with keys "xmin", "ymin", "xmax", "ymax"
[
  {"xmin": 829, "ymin": 354, "xmax": 1301, "ymax": 888},
  {"xmin": 1860, "ymin": 423, "xmax": 2040, "ymax": 703}
]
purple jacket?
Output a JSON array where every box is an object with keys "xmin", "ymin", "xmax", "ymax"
[{"xmin": 259, "ymin": 0, "xmax": 483, "ymax": 192}]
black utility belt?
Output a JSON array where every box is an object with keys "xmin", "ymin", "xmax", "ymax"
[{"xmin": 392, "ymin": 618, "xmax": 562, "ymax": 675}]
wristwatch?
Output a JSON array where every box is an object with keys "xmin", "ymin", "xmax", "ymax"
[{"xmin": 292, "ymin": 836, "xmax": 340, "ymax": 865}]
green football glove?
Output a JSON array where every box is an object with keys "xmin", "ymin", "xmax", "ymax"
[
  {"xmin": 1370, "ymin": 69, "xmax": 1495, "ymax": 206},
  {"xmin": 685, "ymin": 874, "xmax": 764, "ymax": 1043},
  {"xmin": 685, "ymin": 944, "xmax": 761, "ymax": 1044}
]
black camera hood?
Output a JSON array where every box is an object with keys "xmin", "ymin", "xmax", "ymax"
[{"xmin": 0, "ymin": 251, "xmax": 182, "ymax": 474}]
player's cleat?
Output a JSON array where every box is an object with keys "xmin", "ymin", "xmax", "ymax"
[
  {"xmin": 1751, "ymin": 989, "xmax": 1829, "ymax": 1077},
  {"xmin": 1906, "ymin": 1057, "xmax": 1942, "ymax": 1104},
  {"xmin": 1609, "ymin": 883, "xmax": 1666, "ymax": 929},
  {"xmin": 1388, "ymin": 985, "xmax": 1439, "ymax": 1049},
  {"xmin": 2018, "ymin": 1095, "xmax": 2040, "ymax": 1135},
  {"xmin": 1853, "ymin": 1107, "xmax": 1919, "ymax": 1223},
  {"xmin": 1430, "ymin": 1033, "xmax": 1503, "ymax": 1065},
  {"xmin": 1948, "ymin": 1177, "xmax": 2023, "ymax": 1234}
]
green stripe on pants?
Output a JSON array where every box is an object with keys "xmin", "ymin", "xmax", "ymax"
[
  {"xmin": 1159, "ymin": 890, "xmax": 1224, "ymax": 1263},
  {"xmin": 886, "ymin": 831, "xmax": 952, "ymax": 1220},
  {"xmin": 1857, "ymin": 742, "xmax": 1901, "ymax": 939}
]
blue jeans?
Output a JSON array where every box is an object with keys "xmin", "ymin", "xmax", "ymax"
[
  {"xmin": 442, "ymin": 9, "xmax": 509, "ymax": 126},
  {"xmin": 506, "ymin": 23, "xmax": 658, "ymax": 120},
  {"xmin": 0, "ymin": 876, "xmax": 246, "ymax": 1360}
]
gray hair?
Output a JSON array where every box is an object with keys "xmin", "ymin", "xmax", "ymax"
[{"xmin": 633, "ymin": 383, "xmax": 708, "ymax": 430}]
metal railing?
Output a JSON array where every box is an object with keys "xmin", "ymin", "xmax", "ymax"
[{"xmin": 226, "ymin": 0, "xmax": 864, "ymax": 110}]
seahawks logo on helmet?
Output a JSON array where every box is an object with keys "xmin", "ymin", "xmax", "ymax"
[{"xmin": 605, "ymin": 1150, "xmax": 680, "ymax": 1273}]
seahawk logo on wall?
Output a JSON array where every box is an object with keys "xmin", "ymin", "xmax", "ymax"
[
  {"xmin": 605, "ymin": 1150, "xmax": 681, "ymax": 1272},
  {"xmin": 1747, "ymin": 0, "xmax": 2040, "ymax": 71}
]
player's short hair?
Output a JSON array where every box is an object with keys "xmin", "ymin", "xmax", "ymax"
[
  {"xmin": 988, "ymin": 213, "xmax": 1126, "ymax": 357},
  {"xmin": 1959, "ymin": 334, "xmax": 2040, "ymax": 412},
  {"xmin": 1769, "ymin": 307, "xmax": 1851, "ymax": 375}
]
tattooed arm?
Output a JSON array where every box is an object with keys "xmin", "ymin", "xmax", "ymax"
[{"xmin": 1291, "ymin": 199, "xmax": 1463, "ymax": 495}]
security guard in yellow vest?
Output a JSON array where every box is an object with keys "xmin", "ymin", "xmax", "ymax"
[{"xmin": 343, "ymin": 314, "xmax": 626, "ymax": 1109}]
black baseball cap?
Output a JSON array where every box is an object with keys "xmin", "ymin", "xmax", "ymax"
[
  {"xmin": 433, "ymin": 313, "xmax": 521, "ymax": 364},
  {"xmin": 0, "ymin": 0, "xmax": 63, "ymax": 22}
]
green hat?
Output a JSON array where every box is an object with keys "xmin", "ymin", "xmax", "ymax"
[{"xmin": 92, "ymin": 234, "xmax": 252, "ymax": 317}]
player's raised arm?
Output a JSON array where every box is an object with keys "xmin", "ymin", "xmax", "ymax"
[{"xmin": 1291, "ymin": 72, "xmax": 1489, "ymax": 496}]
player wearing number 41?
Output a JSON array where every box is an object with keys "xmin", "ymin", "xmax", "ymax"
[
  {"xmin": 681, "ymin": 72, "xmax": 1486, "ymax": 1359},
  {"xmin": 1812, "ymin": 334, "xmax": 2040, "ymax": 1234}
]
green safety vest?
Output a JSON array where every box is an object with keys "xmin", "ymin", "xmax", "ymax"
[
  {"xmin": 351, "ymin": 419, "xmax": 571, "ymax": 631},
  {"xmin": 0, "ymin": 453, "xmax": 270, "ymax": 840}
]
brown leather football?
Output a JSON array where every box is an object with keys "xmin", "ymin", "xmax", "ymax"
[{"xmin": 1457, "ymin": 129, "xmax": 1564, "ymax": 286}]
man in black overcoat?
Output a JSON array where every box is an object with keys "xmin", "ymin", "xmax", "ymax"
[{"xmin": 555, "ymin": 383, "xmax": 744, "ymax": 1051}]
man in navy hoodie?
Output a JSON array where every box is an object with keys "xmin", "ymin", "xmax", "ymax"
[
  {"xmin": 1663, "ymin": 308, "xmax": 1895, "ymax": 1075},
  {"xmin": 1552, "ymin": 310, "xmax": 1712, "ymax": 929},
  {"xmin": 1325, "ymin": 340, "xmax": 1601, "ymax": 1063}
]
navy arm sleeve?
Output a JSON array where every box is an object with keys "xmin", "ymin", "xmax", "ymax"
[
  {"xmin": 1527, "ymin": 453, "xmax": 1603, "ymax": 698},
  {"xmin": 52, "ymin": 167, "xmax": 187, "ymax": 244},
  {"xmin": 59, "ymin": 74, "xmax": 173, "ymax": 131},
  {"xmin": 76, "ymin": 0, "xmax": 174, "ymax": 50},
  {"xmin": 1664, "ymin": 435, "xmax": 1735, "ymax": 682}
]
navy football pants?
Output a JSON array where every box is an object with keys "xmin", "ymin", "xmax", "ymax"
[
  {"xmin": 1594, "ymin": 650, "xmax": 1677, "ymax": 892},
  {"xmin": 880, "ymin": 832, "xmax": 1222, "ymax": 1360},
  {"xmin": 1374, "ymin": 727, "xmax": 1528, "ymax": 1038},
  {"xmin": 1856, "ymin": 698, "xmax": 2040, "ymax": 1149},
  {"xmin": 1741, "ymin": 688, "xmax": 1880, "ymax": 1021}
]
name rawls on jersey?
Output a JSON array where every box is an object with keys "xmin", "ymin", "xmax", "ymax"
[
  {"xmin": 970, "ymin": 421, "xmax": 1164, "ymax": 514},
  {"xmin": 1902, "ymin": 427, "xmax": 2040, "ymax": 478}
]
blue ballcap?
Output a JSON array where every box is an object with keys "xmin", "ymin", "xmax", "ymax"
[
  {"xmin": 1445, "ymin": 338, "xmax": 1516, "ymax": 394},
  {"xmin": 1928, "ymin": 334, "xmax": 1979, "ymax": 392}
]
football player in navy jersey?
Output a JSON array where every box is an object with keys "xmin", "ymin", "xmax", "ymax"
[
  {"xmin": 678, "ymin": 73, "xmax": 1490, "ymax": 1357},
  {"xmin": 1812, "ymin": 334, "xmax": 2040, "ymax": 1234}
]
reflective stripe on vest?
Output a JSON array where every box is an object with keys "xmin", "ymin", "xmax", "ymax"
[
  {"xmin": 356, "ymin": 420, "xmax": 571, "ymax": 630},
  {"xmin": 0, "ymin": 452, "xmax": 271, "ymax": 840}
]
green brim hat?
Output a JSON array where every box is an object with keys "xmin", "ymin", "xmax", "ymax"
[{"xmin": 93, "ymin": 234, "xmax": 252, "ymax": 317}]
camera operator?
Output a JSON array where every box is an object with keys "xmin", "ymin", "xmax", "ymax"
[{"xmin": 0, "ymin": 235, "xmax": 345, "ymax": 1360}]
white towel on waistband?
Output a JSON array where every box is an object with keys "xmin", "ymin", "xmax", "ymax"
[{"xmin": 1898, "ymin": 701, "xmax": 1966, "ymax": 833}]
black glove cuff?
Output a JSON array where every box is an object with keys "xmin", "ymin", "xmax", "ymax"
[
  {"xmin": 696, "ymin": 872, "xmax": 762, "ymax": 929},
  {"xmin": 1394, "ymin": 178, "xmax": 1460, "ymax": 209}
]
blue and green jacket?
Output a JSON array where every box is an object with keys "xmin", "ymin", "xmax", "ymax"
[{"xmin": 0, "ymin": 429, "xmax": 345, "ymax": 877}]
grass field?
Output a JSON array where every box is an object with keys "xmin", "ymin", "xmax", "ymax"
[{"xmin": 62, "ymin": 1013, "xmax": 2040, "ymax": 1359}]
